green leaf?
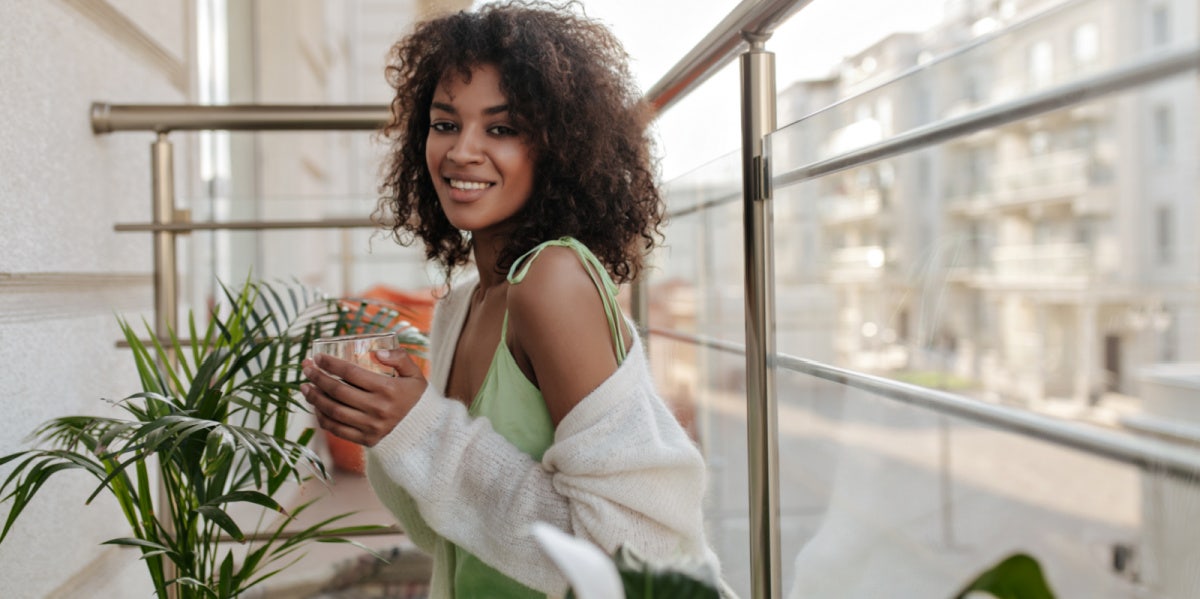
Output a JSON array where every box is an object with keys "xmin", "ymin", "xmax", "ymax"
[
  {"xmin": 171, "ymin": 576, "xmax": 218, "ymax": 598},
  {"xmin": 954, "ymin": 553, "xmax": 1057, "ymax": 599},
  {"xmin": 605, "ymin": 545, "xmax": 719, "ymax": 599},
  {"xmin": 101, "ymin": 537, "xmax": 177, "ymax": 554},
  {"xmin": 0, "ymin": 278, "xmax": 428, "ymax": 598},
  {"xmin": 203, "ymin": 490, "xmax": 286, "ymax": 515},
  {"xmin": 201, "ymin": 428, "xmax": 236, "ymax": 477},
  {"xmin": 219, "ymin": 552, "xmax": 235, "ymax": 597},
  {"xmin": 196, "ymin": 505, "xmax": 245, "ymax": 543}
]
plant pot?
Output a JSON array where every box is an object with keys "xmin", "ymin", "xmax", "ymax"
[{"xmin": 325, "ymin": 430, "xmax": 367, "ymax": 475}]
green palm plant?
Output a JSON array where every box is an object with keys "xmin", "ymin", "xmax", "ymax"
[{"xmin": 0, "ymin": 278, "xmax": 427, "ymax": 598}]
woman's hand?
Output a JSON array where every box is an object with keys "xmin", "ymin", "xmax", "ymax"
[{"xmin": 300, "ymin": 349, "xmax": 428, "ymax": 447}]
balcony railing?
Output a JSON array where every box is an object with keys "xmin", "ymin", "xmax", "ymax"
[
  {"xmin": 990, "ymin": 242, "xmax": 1098, "ymax": 284},
  {"xmin": 92, "ymin": 0, "xmax": 1200, "ymax": 596},
  {"xmin": 820, "ymin": 191, "xmax": 884, "ymax": 225},
  {"xmin": 826, "ymin": 245, "xmax": 888, "ymax": 282}
]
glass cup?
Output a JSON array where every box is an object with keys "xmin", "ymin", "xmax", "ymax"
[{"xmin": 311, "ymin": 332, "xmax": 399, "ymax": 379}]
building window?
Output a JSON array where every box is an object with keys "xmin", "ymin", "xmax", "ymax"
[
  {"xmin": 1155, "ymin": 204, "xmax": 1173, "ymax": 265},
  {"xmin": 964, "ymin": 74, "xmax": 980, "ymax": 104},
  {"xmin": 1152, "ymin": 105, "xmax": 1174, "ymax": 164},
  {"xmin": 1159, "ymin": 306, "xmax": 1177, "ymax": 362},
  {"xmin": 917, "ymin": 154, "xmax": 932, "ymax": 195},
  {"xmin": 1071, "ymin": 23, "xmax": 1099, "ymax": 67},
  {"xmin": 966, "ymin": 148, "xmax": 987, "ymax": 195},
  {"xmin": 1029, "ymin": 130, "xmax": 1050, "ymax": 155},
  {"xmin": 1028, "ymin": 40, "xmax": 1053, "ymax": 88},
  {"xmin": 1074, "ymin": 218, "xmax": 1094, "ymax": 246},
  {"xmin": 1151, "ymin": 4, "xmax": 1170, "ymax": 47}
]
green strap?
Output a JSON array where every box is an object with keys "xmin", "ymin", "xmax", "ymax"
[{"xmin": 507, "ymin": 237, "xmax": 627, "ymax": 364}]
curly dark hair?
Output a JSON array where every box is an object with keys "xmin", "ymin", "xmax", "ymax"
[{"xmin": 375, "ymin": 0, "xmax": 663, "ymax": 284}]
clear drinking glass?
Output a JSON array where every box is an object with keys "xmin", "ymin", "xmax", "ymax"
[{"xmin": 311, "ymin": 332, "xmax": 399, "ymax": 379}]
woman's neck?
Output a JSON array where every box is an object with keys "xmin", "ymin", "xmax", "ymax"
[{"xmin": 470, "ymin": 232, "xmax": 508, "ymax": 289}]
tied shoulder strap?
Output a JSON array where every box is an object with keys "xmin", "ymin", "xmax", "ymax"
[{"xmin": 507, "ymin": 237, "xmax": 628, "ymax": 364}]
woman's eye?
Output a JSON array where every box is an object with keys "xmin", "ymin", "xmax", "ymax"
[
  {"xmin": 488, "ymin": 125, "xmax": 518, "ymax": 137},
  {"xmin": 430, "ymin": 121, "xmax": 457, "ymax": 133}
]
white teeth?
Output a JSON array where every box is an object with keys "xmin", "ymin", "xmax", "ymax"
[{"xmin": 449, "ymin": 179, "xmax": 491, "ymax": 190}]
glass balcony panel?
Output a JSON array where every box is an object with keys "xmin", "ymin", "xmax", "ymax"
[
  {"xmin": 652, "ymin": 149, "xmax": 748, "ymax": 595},
  {"xmin": 774, "ymin": 366, "xmax": 1200, "ymax": 598},
  {"xmin": 748, "ymin": 0, "xmax": 1200, "ymax": 595},
  {"xmin": 768, "ymin": 68, "xmax": 1199, "ymax": 408},
  {"xmin": 771, "ymin": 0, "xmax": 1200, "ymax": 169}
]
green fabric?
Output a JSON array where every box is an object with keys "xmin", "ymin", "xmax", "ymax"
[{"xmin": 450, "ymin": 237, "xmax": 625, "ymax": 598}]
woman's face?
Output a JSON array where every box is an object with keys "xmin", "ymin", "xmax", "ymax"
[{"xmin": 425, "ymin": 63, "xmax": 535, "ymax": 238}]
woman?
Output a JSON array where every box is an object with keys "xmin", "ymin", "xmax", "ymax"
[{"xmin": 300, "ymin": 2, "xmax": 721, "ymax": 596}]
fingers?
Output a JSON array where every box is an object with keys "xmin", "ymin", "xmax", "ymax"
[
  {"xmin": 300, "ymin": 355, "xmax": 428, "ymax": 448},
  {"xmin": 372, "ymin": 349, "xmax": 423, "ymax": 378},
  {"xmin": 311, "ymin": 353, "xmax": 393, "ymax": 392},
  {"xmin": 301, "ymin": 379, "xmax": 403, "ymax": 448},
  {"xmin": 310, "ymin": 403, "xmax": 369, "ymax": 446}
]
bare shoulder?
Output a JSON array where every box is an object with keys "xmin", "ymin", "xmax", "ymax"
[
  {"xmin": 507, "ymin": 245, "xmax": 601, "ymax": 318},
  {"xmin": 506, "ymin": 245, "xmax": 622, "ymax": 423}
]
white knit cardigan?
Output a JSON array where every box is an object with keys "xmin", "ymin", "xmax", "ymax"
[{"xmin": 365, "ymin": 271, "xmax": 720, "ymax": 597}]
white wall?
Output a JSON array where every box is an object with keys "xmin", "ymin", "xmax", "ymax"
[{"xmin": 0, "ymin": 0, "xmax": 190, "ymax": 596}]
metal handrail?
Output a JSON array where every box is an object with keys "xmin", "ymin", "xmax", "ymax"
[
  {"xmin": 773, "ymin": 45, "xmax": 1200, "ymax": 186},
  {"xmin": 90, "ymin": 103, "xmax": 388, "ymax": 133},
  {"xmin": 87, "ymin": 0, "xmax": 814, "ymax": 132},
  {"xmin": 114, "ymin": 218, "xmax": 379, "ymax": 232},
  {"xmin": 649, "ymin": 328, "xmax": 1200, "ymax": 483},
  {"xmin": 644, "ymin": 0, "xmax": 814, "ymax": 112}
]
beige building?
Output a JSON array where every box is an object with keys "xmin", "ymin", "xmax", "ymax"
[{"xmin": 776, "ymin": 0, "xmax": 1198, "ymax": 408}]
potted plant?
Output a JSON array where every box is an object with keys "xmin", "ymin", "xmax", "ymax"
[
  {"xmin": 0, "ymin": 279, "xmax": 426, "ymax": 598},
  {"xmin": 532, "ymin": 523, "xmax": 723, "ymax": 599}
]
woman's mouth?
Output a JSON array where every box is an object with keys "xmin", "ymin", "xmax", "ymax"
[{"xmin": 448, "ymin": 179, "xmax": 493, "ymax": 191}]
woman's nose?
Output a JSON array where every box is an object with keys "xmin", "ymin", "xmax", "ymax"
[{"xmin": 446, "ymin": 127, "xmax": 484, "ymax": 164}]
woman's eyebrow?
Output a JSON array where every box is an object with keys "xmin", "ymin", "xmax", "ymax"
[{"xmin": 428, "ymin": 102, "xmax": 510, "ymax": 115}]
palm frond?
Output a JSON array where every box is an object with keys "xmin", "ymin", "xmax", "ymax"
[{"xmin": 0, "ymin": 278, "xmax": 426, "ymax": 598}]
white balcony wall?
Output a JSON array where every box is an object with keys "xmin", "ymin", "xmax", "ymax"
[{"xmin": 0, "ymin": 1, "xmax": 191, "ymax": 597}]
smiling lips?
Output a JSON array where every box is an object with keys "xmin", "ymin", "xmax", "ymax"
[
  {"xmin": 448, "ymin": 178, "xmax": 493, "ymax": 191},
  {"xmin": 444, "ymin": 178, "xmax": 495, "ymax": 203}
]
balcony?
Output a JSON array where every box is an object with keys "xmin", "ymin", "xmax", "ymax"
[
  {"xmin": 821, "ymin": 190, "xmax": 886, "ymax": 226},
  {"xmin": 947, "ymin": 149, "xmax": 1117, "ymax": 216},
  {"xmin": 8, "ymin": 0, "xmax": 1200, "ymax": 598},
  {"xmin": 827, "ymin": 245, "xmax": 889, "ymax": 283},
  {"xmin": 992, "ymin": 150, "xmax": 1116, "ymax": 213},
  {"xmin": 987, "ymin": 242, "xmax": 1101, "ymax": 287}
]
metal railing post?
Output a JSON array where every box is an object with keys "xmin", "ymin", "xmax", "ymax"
[
  {"xmin": 631, "ymin": 277, "xmax": 649, "ymax": 346},
  {"xmin": 151, "ymin": 132, "xmax": 179, "ymax": 339},
  {"xmin": 150, "ymin": 131, "xmax": 180, "ymax": 599},
  {"xmin": 740, "ymin": 33, "xmax": 780, "ymax": 599}
]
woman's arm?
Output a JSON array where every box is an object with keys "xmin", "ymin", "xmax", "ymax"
[
  {"xmin": 366, "ymin": 249, "xmax": 713, "ymax": 593},
  {"xmin": 505, "ymin": 245, "xmax": 631, "ymax": 427},
  {"xmin": 305, "ymin": 258, "xmax": 716, "ymax": 593},
  {"xmin": 366, "ymin": 348, "xmax": 712, "ymax": 594}
]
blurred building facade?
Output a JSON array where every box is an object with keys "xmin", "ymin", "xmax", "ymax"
[{"xmin": 774, "ymin": 0, "xmax": 1199, "ymax": 408}]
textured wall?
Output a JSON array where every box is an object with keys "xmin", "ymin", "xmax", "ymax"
[{"xmin": 0, "ymin": 0, "xmax": 188, "ymax": 596}]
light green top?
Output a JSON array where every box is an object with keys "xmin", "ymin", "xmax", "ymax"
[{"xmin": 450, "ymin": 237, "xmax": 627, "ymax": 598}]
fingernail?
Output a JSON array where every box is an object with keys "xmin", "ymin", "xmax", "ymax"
[
  {"xmin": 300, "ymin": 383, "xmax": 311, "ymax": 394},
  {"xmin": 377, "ymin": 350, "xmax": 391, "ymax": 359},
  {"xmin": 302, "ymin": 367, "xmax": 314, "ymax": 378}
]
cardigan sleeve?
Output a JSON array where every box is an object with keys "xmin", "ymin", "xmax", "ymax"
[
  {"xmin": 365, "ymin": 337, "xmax": 716, "ymax": 594},
  {"xmin": 363, "ymin": 277, "xmax": 470, "ymax": 556}
]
